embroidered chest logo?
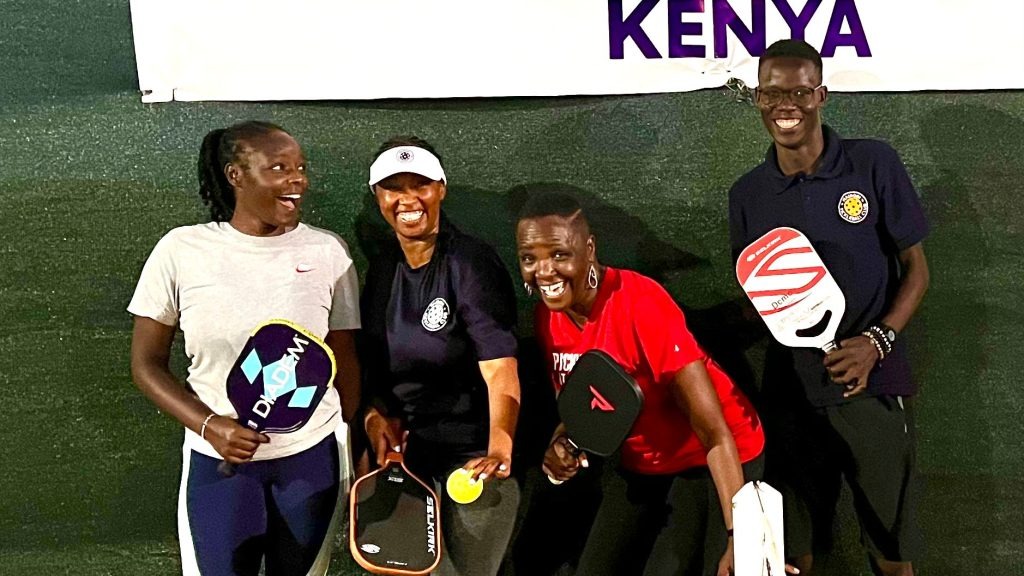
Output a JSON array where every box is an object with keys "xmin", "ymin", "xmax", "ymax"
[
  {"xmin": 838, "ymin": 191, "xmax": 869, "ymax": 224},
  {"xmin": 421, "ymin": 297, "xmax": 450, "ymax": 332}
]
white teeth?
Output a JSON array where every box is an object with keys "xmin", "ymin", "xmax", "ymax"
[
  {"xmin": 280, "ymin": 194, "xmax": 301, "ymax": 200},
  {"xmin": 539, "ymin": 281, "xmax": 565, "ymax": 297},
  {"xmin": 398, "ymin": 211, "xmax": 423, "ymax": 223},
  {"xmin": 775, "ymin": 119, "xmax": 800, "ymax": 129}
]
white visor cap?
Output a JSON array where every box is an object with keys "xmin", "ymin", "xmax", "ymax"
[{"xmin": 368, "ymin": 146, "xmax": 447, "ymax": 191}]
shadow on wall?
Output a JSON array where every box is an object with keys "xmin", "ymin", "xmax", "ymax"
[
  {"xmin": 351, "ymin": 181, "xmax": 710, "ymax": 307},
  {"xmin": 914, "ymin": 103, "xmax": 1024, "ymax": 574}
]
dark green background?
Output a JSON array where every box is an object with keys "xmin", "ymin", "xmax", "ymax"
[{"xmin": 2, "ymin": 1, "xmax": 1022, "ymax": 574}]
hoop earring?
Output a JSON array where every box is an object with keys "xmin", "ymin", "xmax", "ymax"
[
  {"xmin": 587, "ymin": 265, "xmax": 599, "ymax": 289},
  {"xmin": 523, "ymin": 282, "xmax": 534, "ymax": 297}
]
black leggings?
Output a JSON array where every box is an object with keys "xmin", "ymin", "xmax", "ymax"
[{"xmin": 576, "ymin": 455, "xmax": 764, "ymax": 576}]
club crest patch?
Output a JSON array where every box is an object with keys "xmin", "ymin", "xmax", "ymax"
[
  {"xmin": 838, "ymin": 191, "xmax": 869, "ymax": 223},
  {"xmin": 421, "ymin": 298, "xmax": 450, "ymax": 332}
]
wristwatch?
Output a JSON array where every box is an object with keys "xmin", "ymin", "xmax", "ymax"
[{"xmin": 878, "ymin": 323, "xmax": 897, "ymax": 345}]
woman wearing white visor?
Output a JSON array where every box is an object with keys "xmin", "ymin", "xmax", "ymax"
[{"xmin": 358, "ymin": 136, "xmax": 522, "ymax": 575}]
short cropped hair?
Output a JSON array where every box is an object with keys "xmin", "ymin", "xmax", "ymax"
[
  {"xmin": 517, "ymin": 187, "xmax": 585, "ymax": 222},
  {"xmin": 516, "ymin": 187, "xmax": 591, "ymax": 239},
  {"xmin": 760, "ymin": 39, "xmax": 823, "ymax": 81}
]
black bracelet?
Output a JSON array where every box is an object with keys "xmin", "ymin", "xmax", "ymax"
[{"xmin": 726, "ymin": 528, "xmax": 734, "ymax": 537}]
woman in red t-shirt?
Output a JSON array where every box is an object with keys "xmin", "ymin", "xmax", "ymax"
[{"xmin": 514, "ymin": 189, "xmax": 765, "ymax": 576}]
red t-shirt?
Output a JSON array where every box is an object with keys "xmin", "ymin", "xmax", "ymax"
[{"xmin": 536, "ymin": 267, "xmax": 764, "ymax": 474}]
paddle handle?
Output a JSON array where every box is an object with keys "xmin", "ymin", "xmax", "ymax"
[{"xmin": 563, "ymin": 436, "xmax": 582, "ymax": 458}]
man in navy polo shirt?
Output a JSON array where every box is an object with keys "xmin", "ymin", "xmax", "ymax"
[{"xmin": 728, "ymin": 40, "xmax": 930, "ymax": 576}]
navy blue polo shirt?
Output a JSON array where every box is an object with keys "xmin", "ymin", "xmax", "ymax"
[
  {"xmin": 728, "ymin": 125, "xmax": 928, "ymax": 407},
  {"xmin": 360, "ymin": 216, "xmax": 518, "ymax": 478}
]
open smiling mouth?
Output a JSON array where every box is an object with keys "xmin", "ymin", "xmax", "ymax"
[
  {"xmin": 278, "ymin": 194, "xmax": 302, "ymax": 209},
  {"xmin": 775, "ymin": 118, "xmax": 801, "ymax": 129},
  {"xmin": 539, "ymin": 281, "xmax": 565, "ymax": 298},
  {"xmin": 397, "ymin": 210, "xmax": 424, "ymax": 223}
]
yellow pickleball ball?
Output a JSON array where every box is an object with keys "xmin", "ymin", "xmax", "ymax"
[{"xmin": 446, "ymin": 468, "xmax": 483, "ymax": 504}]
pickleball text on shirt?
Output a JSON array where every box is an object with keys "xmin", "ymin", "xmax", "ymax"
[{"xmin": 552, "ymin": 352, "xmax": 581, "ymax": 389}]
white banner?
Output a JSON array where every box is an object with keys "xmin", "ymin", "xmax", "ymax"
[{"xmin": 130, "ymin": 0, "xmax": 1024, "ymax": 103}]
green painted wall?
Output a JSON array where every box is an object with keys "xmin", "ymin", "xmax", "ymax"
[{"xmin": 1, "ymin": 1, "xmax": 1022, "ymax": 574}]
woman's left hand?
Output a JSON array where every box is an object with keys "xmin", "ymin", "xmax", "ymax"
[{"xmin": 462, "ymin": 455, "xmax": 511, "ymax": 482}]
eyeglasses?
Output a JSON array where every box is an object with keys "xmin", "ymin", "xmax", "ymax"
[{"xmin": 754, "ymin": 85, "xmax": 823, "ymax": 108}]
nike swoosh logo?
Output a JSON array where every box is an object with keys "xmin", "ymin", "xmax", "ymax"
[{"xmin": 295, "ymin": 264, "xmax": 315, "ymax": 273}]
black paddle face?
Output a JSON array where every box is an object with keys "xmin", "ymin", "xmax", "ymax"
[
  {"xmin": 226, "ymin": 322, "xmax": 334, "ymax": 434},
  {"xmin": 351, "ymin": 459, "xmax": 441, "ymax": 575},
  {"xmin": 557, "ymin": 350, "xmax": 644, "ymax": 457}
]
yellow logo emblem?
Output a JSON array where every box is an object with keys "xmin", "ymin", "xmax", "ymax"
[{"xmin": 838, "ymin": 191, "xmax": 868, "ymax": 223}]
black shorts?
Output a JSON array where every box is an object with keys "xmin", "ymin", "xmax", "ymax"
[{"xmin": 762, "ymin": 394, "xmax": 922, "ymax": 562}]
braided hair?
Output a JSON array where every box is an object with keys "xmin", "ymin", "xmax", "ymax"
[{"xmin": 197, "ymin": 120, "xmax": 286, "ymax": 222}]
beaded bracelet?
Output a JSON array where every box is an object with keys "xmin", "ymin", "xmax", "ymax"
[
  {"xmin": 861, "ymin": 330, "xmax": 886, "ymax": 362},
  {"xmin": 200, "ymin": 413, "xmax": 216, "ymax": 439},
  {"xmin": 866, "ymin": 325, "xmax": 893, "ymax": 356}
]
